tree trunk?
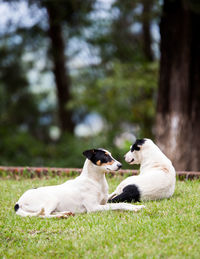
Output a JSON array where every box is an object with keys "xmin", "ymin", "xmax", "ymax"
[
  {"xmin": 47, "ymin": 6, "xmax": 74, "ymax": 133},
  {"xmin": 156, "ymin": 0, "xmax": 200, "ymax": 171},
  {"xmin": 141, "ymin": 0, "xmax": 154, "ymax": 61}
]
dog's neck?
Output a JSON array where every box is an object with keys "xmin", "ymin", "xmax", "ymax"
[
  {"xmin": 139, "ymin": 146, "xmax": 171, "ymax": 173},
  {"xmin": 81, "ymin": 159, "xmax": 107, "ymax": 183}
]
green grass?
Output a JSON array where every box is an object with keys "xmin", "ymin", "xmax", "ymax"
[{"xmin": 0, "ymin": 175, "xmax": 200, "ymax": 259}]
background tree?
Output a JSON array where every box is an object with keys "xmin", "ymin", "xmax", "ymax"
[
  {"xmin": 2, "ymin": 0, "xmax": 95, "ymax": 134},
  {"xmin": 141, "ymin": 0, "xmax": 155, "ymax": 61},
  {"xmin": 156, "ymin": 0, "xmax": 200, "ymax": 170},
  {"xmin": 31, "ymin": 0, "xmax": 95, "ymax": 133},
  {"xmin": 45, "ymin": 2, "xmax": 74, "ymax": 132}
]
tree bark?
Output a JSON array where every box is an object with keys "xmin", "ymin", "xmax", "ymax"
[
  {"xmin": 141, "ymin": 0, "xmax": 154, "ymax": 61},
  {"xmin": 47, "ymin": 6, "xmax": 74, "ymax": 133},
  {"xmin": 156, "ymin": 0, "xmax": 200, "ymax": 170}
]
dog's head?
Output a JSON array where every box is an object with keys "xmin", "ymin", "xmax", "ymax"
[
  {"xmin": 83, "ymin": 148, "xmax": 122, "ymax": 172},
  {"xmin": 124, "ymin": 138, "xmax": 148, "ymax": 165}
]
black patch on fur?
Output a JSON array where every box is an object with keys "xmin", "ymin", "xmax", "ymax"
[
  {"xmin": 108, "ymin": 184, "xmax": 140, "ymax": 203},
  {"xmin": 131, "ymin": 139, "xmax": 146, "ymax": 152},
  {"xmin": 83, "ymin": 149, "xmax": 113, "ymax": 166},
  {"xmin": 14, "ymin": 204, "xmax": 19, "ymax": 212}
]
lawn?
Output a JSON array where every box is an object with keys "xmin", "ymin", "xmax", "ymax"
[{"xmin": 0, "ymin": 175, "xmax": 200, "ymax": 259}]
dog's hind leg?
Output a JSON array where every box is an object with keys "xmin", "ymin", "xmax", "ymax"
[
  {"xmin": 15, "ymin": 208, "xmax": 42, "ymax": 217},
  {"xmin": 108, "ymin": 185, "xmax": 141, "ymax": 203},
  {"xmin": 15, "ymin": 199, "xmax": 58, "ymax": 217}
]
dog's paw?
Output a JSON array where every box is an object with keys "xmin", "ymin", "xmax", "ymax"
[
  {"xmin": 132, "ymin": 205, "xmax": 145, "ymax": 212},
  {"xmin": 64, "ymin": 212, "xmax": 75, "ymax": 216},
  {"xmin": 58, "ymin": 212, "xmax": 75, "ymax": 218}
]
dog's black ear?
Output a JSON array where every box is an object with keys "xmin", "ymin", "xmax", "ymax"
[
  {"xmin": 83, "ymin": 149, "xmax": 96, "ymax": 160},
  {"xmin": 131, "ymin": 139, "xmax": 146, "ymax": 152},
  {"xmin": 135, "ymin": 139, "xmax": 146, "ymax": 146}
]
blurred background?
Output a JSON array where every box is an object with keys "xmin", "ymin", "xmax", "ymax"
[{"xmin": 0, "ymin": 0, "xmax": 199, "ymax": 171}]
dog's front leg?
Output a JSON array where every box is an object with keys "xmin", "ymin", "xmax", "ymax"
[
  {"xmin": 89, "ymin": 203, "xmax": 145, "ymax": 213},
  {"xmin": 40, "ymin": 211, "xmax": 75, "ymax": 218}
]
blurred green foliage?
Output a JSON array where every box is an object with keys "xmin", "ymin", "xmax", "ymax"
[
  {"xmin": 0, "ymin": 130, "xmax": 133, "ymax": 168},
  {"xmin": 71, "ymin": 61, "xmax": 158, "ymax": 138},
  {"xmin": 0, "ymin": 0, "xmax": 159, "ymax": 168}
]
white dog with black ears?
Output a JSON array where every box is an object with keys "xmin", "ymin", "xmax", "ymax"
[
  {"xmin": 14, "ymin": 148, "xmax": 145, "ymax": 218},
  {"xmin": 108, "ymin": 139, "xmax": 176, "ymax": 202}
]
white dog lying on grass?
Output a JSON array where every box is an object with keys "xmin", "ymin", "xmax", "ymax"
[
  {"xmin": 108, "ymin": 139, "xmax": 176, "ymax": 202},
  {"xmin": 14, "ymin": 148, "xmax": 145, "ymax": 218}
]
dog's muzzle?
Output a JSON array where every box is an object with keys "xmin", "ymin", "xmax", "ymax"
[{"xmin": 126, "ymin": 158, "xmax": 134, "ymax": 164}]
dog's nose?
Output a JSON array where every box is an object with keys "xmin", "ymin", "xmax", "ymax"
[{"xmin": 117, "ymin": 163, "xmax": 122, "ymax": 169}]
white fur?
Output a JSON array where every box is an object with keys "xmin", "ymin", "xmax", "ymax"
[
  {"xmin": 15, "ymin": 149, "xmax": 145, "ymax": 217},
  {"xmin": 109, "ymin": 139, "xmax": 176, "ymax": 201}
]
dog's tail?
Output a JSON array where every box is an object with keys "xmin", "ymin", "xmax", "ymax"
[
  {"xmin": 14, "ymin": 203, "xmax": 19, "ymax": 212},
  {"xmin": 108, "ymin": 184, "xmax": 141, "ymax": 203}
]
